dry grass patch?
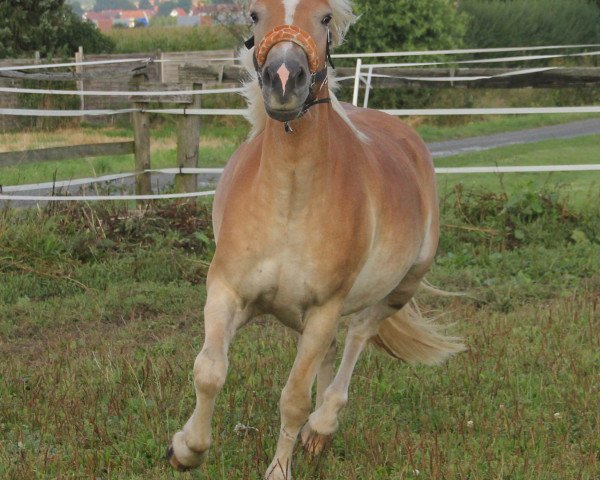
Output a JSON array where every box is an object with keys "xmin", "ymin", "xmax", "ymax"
[{"xmin": 0, "ymin": 128, "xmax": 132, "ymax": 152}]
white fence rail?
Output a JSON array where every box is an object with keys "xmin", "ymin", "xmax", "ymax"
[{"xmin": 1, "ymin": 44, "xmax": 599, "ymax": 203}]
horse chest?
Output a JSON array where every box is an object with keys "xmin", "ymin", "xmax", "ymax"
[{"xmin": 233, "ymin": 226, "xmax": 357, "ymax": 326}]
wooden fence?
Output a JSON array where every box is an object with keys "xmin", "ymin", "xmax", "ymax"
[
  {"xmin": 1, "ymin": 48, "xmax": 599, "ymax": 201},
  {"xmin": 0, "ymin": 63, "xmax": 204, "ymax": 201}
]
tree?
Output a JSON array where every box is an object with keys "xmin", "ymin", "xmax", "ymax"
[
  {"xmin": 0, "ymin": 0, "xmax": 114, "ymax": 58},
  {"xmin": 139, "ymin": 0, "xmax": 153, "ymax": 9},
  {"xmin": 177, "ymin": 0, "xmax": 192, "ymax": 10},
  {"xmin": 335, "ymin": 0, "xmax": 468, "ymax": 109},
  {"xmin": 339, "ymin": 0, "xmax": 466, "ymax": 56}
]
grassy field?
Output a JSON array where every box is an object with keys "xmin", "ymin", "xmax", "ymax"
[
  {"xmin": 1, "ymin": 178, "xmax": 599, "ymax": 478},
  {"xmin": 105, "ymin": 25, "xmax": 240, "ymax": 53},
  {"xmin": 0, "ymin": 120, "xmax": 248, "ymax": 187},
  {"xmin": 435, "ymin": 134, "xmax": 600, "ymax": 209}
]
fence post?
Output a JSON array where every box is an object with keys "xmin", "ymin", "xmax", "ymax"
[
  {"xmin": 352, "ymin": 58, "xmax": 362, "ymax": 106},
  {"xmin": 156, "ymin": 49, "xmax": 162, "ymax": 83},
  {"xmin": 131, "ymin": 71, "xmax": 152, "ymax": 204},
  {"xmin": 133, "ymin": 105, "xmax": 151, "ymax": 203},
  {"xmin": 363, "ymin": 66, "xmax": 374, "ymax": 108},
  {"xmin": 175, "ymin": 83, "xmax": 202, "ymax": 195},
  {"xmin": 75, "ymin": 46, "xmax": 85, "ymax": 112}
]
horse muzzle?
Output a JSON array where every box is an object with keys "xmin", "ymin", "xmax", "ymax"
[{"xmin": 255, "ymin": 25, "xmax": 322, "ymax": 122}]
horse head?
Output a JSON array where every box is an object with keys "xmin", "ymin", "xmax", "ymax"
[{"xmin": 247, "ymin": 0, "xmax": 339, "ymax": 122}]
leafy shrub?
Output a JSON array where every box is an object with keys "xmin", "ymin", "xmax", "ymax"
[
  {"xmin": 0, "ymin": 0, "xmax": 114, "ymax": 58},
  {"xmin": 340, "ymin": 0, "xmax": 467, "ymax": 56},
  {"xmin": 334, "ymin": 0, "xmax": 468, "ymax": 109},
  {"xmin": 440, "ymin": 182, "xmax": 598, "ymax": 252}
]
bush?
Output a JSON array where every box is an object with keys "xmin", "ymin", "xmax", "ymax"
[
  {"xmin": 459, "ymin": 0, "xmax": 600, "ymax": 48},
  {"xmin": 336, "ymin": 0, "xmax": 467, "ymax": 109},
  {"xmin": 0, "ymin": 0, "xmax": 114, "ymax": 58},
  {"xmin": 339, "ymin": 0, "xmax": 467, "ymax": 56}
]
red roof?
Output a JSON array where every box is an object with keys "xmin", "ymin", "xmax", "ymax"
[{"xmin": 119, "ymin": 10, "xmax": 149, "ymax": 20}]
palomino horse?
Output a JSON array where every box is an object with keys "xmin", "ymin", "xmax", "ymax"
[{"xmin": 168, "ymin": 0, "xmax": 464, "ymax": 478}]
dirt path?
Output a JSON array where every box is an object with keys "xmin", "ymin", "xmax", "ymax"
[{"xmin": 428, "ymin": 118, "xmax": 600, "ymax": 158}]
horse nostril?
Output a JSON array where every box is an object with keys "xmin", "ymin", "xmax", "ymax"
[{"xmin": 262, "ymin": 67, "xmax": 274, "ymax": 87}]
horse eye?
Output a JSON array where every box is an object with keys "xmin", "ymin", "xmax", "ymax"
[
  {"xmin": 249, "ymin": 12, "xmax": 259, "ymax": 24},
  {"xmin": 321, "ymin": 14, "xmax": 332, "ymax": 26}
]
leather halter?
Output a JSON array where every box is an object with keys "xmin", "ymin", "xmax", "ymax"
[{"xmin": 245, "ymin": 24, "xmax": 335, "ymax": 131}]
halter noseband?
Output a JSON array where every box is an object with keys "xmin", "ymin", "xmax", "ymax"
[{"xmin": 245, "ymin": 24, "xmax": 335, "ymax": 132}]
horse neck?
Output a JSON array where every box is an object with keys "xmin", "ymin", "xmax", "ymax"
[{"xmin": 257, "ymin": 104, "xmax": 333, "ymax": 204}]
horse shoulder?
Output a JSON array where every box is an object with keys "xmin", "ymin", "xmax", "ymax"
[{"xmin": 212, "ymin": 134, "xmax": 263, "ymax": 241}]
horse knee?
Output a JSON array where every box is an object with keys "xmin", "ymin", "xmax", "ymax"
[
  {"xmin": 280, "ymin": 384, "xmax": 311, "ymax": 423},
  {"xmin": 194, "ymin": 350, "xmax": 227, "ymax": 397}
]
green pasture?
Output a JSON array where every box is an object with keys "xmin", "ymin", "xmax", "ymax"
[
  {"xmin": 435, "ymin": 134, "xmax": 600, "ymax": 209},
  {"xmin": 1, "ymin": 182, "xmax": 599, "ymax": 478},
  {"xmin": 0, "ymin": 121, "xmax": 248, "ymax": 188},
  {"xmin": 1, "ymin": 114, "xmax": 599, "ymax": 478}
]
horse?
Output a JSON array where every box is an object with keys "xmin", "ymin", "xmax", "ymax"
[{"xmin": 167, "ymin": 1, "xmax": 464, "ymax": 478}]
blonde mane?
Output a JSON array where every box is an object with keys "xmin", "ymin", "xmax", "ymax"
[{"xmin": 240, "ymin": 0, "xmax": 367, "ymax": 142}]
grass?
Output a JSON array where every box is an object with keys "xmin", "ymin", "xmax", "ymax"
[
  {"xmin": 0, "ymin": 121, "xmax": 248, "ymax": 187},
  {"xmin": 105, "ymin": 25, "xmax": 239, "ymax": 54},
  {"xmin": 0, "ymin": 184, "xmax": 599, "ymax": 479},
  {"xmin": 434, "ymin": 134, "xmax": 600, "ymax": 208}
]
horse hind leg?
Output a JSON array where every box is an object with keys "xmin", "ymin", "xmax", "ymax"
[
  {"xmin": 168, "ymin": 282, "xmax": 247, "ymax": 471},
  {"xmin": 302, "ymin": 297, "xmax": 464, "ymax": 449}
]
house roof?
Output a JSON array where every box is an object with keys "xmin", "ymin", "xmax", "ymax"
[{"xmin": 119, "ymin": 10, "xmax": 150, "ymax": 20}]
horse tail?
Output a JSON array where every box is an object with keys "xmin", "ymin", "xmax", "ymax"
[{"xmin": 371, "ymin": 302, "xmax": 465, "ymax": 365}]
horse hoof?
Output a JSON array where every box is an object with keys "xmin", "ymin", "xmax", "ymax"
[
  {"xmin": 300, "ymin": 423, "xmax": 331, "ymax": 456},
  {"xmin": 166, "ymin": 445, "xmax": 193, "ymax": 472}
]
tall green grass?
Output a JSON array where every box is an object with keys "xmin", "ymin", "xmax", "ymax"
[
  {"xmin": 105, "ymin": 25, "xmax": 239, "ymax": 54},
  {"xmin": 459, "ymin": 0, "xmax": 600, "ymax": 48}
]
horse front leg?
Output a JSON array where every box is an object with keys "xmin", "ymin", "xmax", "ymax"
[
  {"xmin": 300, "ymin": 340, "xmax": 336, "ymax": 455},
  {"xmin": 265, "ymin": 302, "xmax": 341, "ymax": 480},
  {"xmin": 301, "ymin": 305, "xmax": 391, "ymax": 451},
  {"xmin": 168, "ymin": 281, "xmax": 246, "ymax": 471}
]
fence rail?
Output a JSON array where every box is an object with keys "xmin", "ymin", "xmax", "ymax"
[
  {"xmin": 0, "ymin": 141, "xmax": 134, "ymax": 167},
  {"xmin": 1, "ymin": 44, "xmax": 599, "ymax": 203}
]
